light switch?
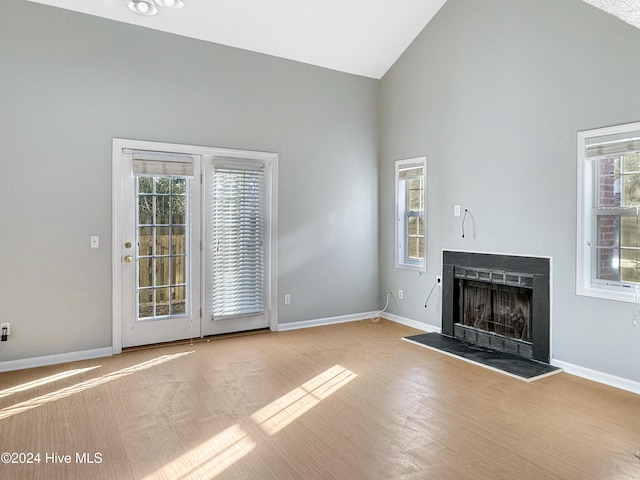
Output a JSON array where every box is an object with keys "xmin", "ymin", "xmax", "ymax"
[{"xmin": 90, "ymin": 236, "xmax": 99, "ymax": 249}]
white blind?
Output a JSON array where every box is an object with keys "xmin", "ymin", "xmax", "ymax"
[
  {"xmin": 211, "ymin": 163, "xmax": 265, "ymax": 319},
  {"xmin": 586, "ymin": 131, "xmax": 640, "ymax": 158},
  {"xmin": 398, "ymin": 162, "xmax": 424, "ymax": 180},
  {"xmin": 132, "ymin": 151, "xmax": 194, "ymax": 177}
]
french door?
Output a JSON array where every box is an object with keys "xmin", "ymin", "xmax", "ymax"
[
  {"xmin": 113, "ymin": 139, "xmax": 277, "ymax": 352},
  {"xmin": 120, "ymin": 151, "xmax": 202, "ymax": 348},
  {"xmin": 202, "ymin": 158, "xmax": 269, "ymax": 336}
]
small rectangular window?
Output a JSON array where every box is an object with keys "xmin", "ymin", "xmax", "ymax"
[
  {"xmin": 396, "ymin": 157, "xmax": 427, "ymax": 272},
  {"xmin": 577, "ymin": 122, "xmax": 640, "ymax": 301}
]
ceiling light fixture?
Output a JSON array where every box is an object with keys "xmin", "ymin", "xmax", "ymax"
[{"xmin": 128, "ymin": 0, "xmax": 184, "ymax": 17}]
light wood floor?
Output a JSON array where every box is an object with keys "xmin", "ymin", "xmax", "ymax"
[{"xmin": 0, "ymin": 320, "xmax": 639, "ymax": 480}]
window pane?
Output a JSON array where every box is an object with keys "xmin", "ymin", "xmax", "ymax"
[
  {"xmin": 155, "ymin": 257, "xmax": 170, "ymax": 287},
  {"xmin": 407, "ymin": 177, "xmax": 424, "ymax": 211},
  {"xmin": 139, "ymin": 226, "xmax": 154, "ymax": 256},
  {"xmin": 407, "ymin": 236, "xmax": 424, "ymax": 260},
  {"xmin": 171, "ymin": 286, "xmax": 186, "ymax": 315},
  {"xmin": 621, "ymin": 249, "xmax": 640, "ymax": 283},
  {"xmin": 172, "ymin": 178, "xmax": 186, "ymax": 194},
  {"xmin": 596, "ymin": 247, "xmax": 619, "ymax": 281},
  {"xmin": 624, "ymin": 153, "xmax": 640, "ymax": 173},
  {"xmin": 408, "ymin": 217, "xmax": 424, "ymax": 237},
  {"xmin": 139, "ymin": 257, "xmax": 153, "ymax": 287},
  {"xmin": 139, "ymin": 289, "xmax": 154, "ymax": 319},
  {"xmin": 171, "ymin": 256, "xmax": 186, "ymax": 285},
  {"xmin": 172, "ymin": 196, "xmax": 186, "ymax": 225},
  {"xmin": 138, "ymin": 177, "xmax": 153, "ymax": 194},
  {"xmin": 138, "ymin": 195, "xmax": 153, "ymax": 225},
  {"xmin": 155, "ymin": 196, "xmax": 170, "ymax": 224},
  {"xmin": 155, "ymin": 177, "xmax": 171, "ymax": 194},
  {"xmin": 156, "ymin": 288, "xmax": 170, "ymax": 316},
  {"xmin": 155, "ymin": 226, "xmax": 170, "ymax": 256},
  {"xmin": 623, "ymin": 173, "xmax": 640, "ymax": 206},
  {"xmin": 171, "ymin": 226, "xmax": 185, "ymax": 254},
  {"xmin": 596, "ymin": 215, "xmax": 619, "ymax": 247},
  {"xmin": 621, "ymin": 216, "xmax": 640, "ymax": 248}
]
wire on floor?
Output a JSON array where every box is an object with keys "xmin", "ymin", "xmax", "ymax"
[{"xmin": 372, "ymin": 291, "xmax": 393, "ymax": 323}]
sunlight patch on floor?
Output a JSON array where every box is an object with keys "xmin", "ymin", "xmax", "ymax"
[
  {"xmin": 142, "ymin": 424, "xmax": 255, "ymax": 480},
  {"xmin": 0, "ymin": 352, "xmax": 192, "ymax": 420},
  {"xmin": 0, "ymin": 366, "xmax": 101, "ymax": 399},
  {"xmin": 251, "ymin": 364, "xmax": 358, "ymax": 435}
]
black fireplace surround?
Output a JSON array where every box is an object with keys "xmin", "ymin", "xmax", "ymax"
[{"xmin": 442, "ymin": 251, "xmax": 551, "ymax": 363}]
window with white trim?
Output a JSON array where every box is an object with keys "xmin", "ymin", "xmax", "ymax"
[
  {"xmin": 395, "ymin": 157, "xmax": 426, "ymax": 272},
  {"xmin": 577, "ymin": 122, "xmax": 640, "ymax": 301}
]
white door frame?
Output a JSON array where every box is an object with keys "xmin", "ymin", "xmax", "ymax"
[{"xmin": 112, "ymin": 138, "xmax": 279, "ymax": 354}]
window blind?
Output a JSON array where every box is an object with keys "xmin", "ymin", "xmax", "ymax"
[
  {"xmin": 132, "ymin": 151, "xmax": 195, "ymax": 177},
  {"xmin": 586, "ymin": 131, "xmax": 640, "ymax": 159},
  {"xmin": 210, "ymin": 163, "xmax": 265, "ymax": 319},
  {"xmin": 398, "ymin": 163, "xmax": 424, "ymax": 180}
]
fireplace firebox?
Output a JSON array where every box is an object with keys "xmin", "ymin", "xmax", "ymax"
[{"xmin": 442, "ymin": 251, "xmax": 550, "ymax": 363}]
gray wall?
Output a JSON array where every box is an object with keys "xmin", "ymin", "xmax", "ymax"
[
  {"xmin": 0, "ymin": 0, "xmax": 378, "ymax": 361},
  {"xmin": 379, "ymin": 0, "xmax": 640, "ymax": 381}
]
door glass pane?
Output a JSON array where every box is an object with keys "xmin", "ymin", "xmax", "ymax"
[
  {"xmin": 139, "ymin": 226, "xmax": 154, "ymax": 256},
  {"xmin": 155, "ymin": 257, "xmax": 170, "ymax": 287},
  {"xmin": 139, "ymin": 195, "xmax": 153, "ymax": 225},
  {"xmin": 139, "ymin": 289, "xmax": 154, "ymax": 319},
  {"xmin": 156, "ymin": 196, "xmax": 171, "ymax": 225},
  {"xmin": 172, "ymin": 286, "xmax": 186, "ymax": 315},
  {"xmin": 172, "ymin": 226, "xmax": 185, "ymax": 254},
  {"xmin": 172, "ymin": 196, "xmax": 186, "ymax": 225},
  {"xmin": 156, "ymin": 226, "xmax": 170, "ymax": 256},
  {"xmin": 138, "ymin": 258, "xmax": 154, "ymax": 288},
  {"xmin": 171, "ymin": 256, "xmax": 186, "ymax": 285},
  {"xmin": 156, "ymin": 288, "xmax": 170, "ymax": 316},
  {"xmin": 136, "ymin": 176, "xmax": 190, "ymax": 320}
]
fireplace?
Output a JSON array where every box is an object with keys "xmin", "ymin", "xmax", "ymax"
[{"xmin": 442, "ymin": 251, "xmax": 550, "ymax": 363}]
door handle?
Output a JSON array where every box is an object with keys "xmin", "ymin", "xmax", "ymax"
[{"xmin": 124, "ymin": 255, "xmax": 133, "ymax": 263}]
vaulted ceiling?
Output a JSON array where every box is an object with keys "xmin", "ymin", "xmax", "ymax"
[{"xmin": 25, "ymin": 0, "xmax": 640, "ymax": 79}]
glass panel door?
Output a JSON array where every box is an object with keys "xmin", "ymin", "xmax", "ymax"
[
  {"xmin": 121, "ymin": 152, "xmax": 201, "ymax": 348},
  {"xmin": 137, "ymin": 176, "xmax": 190, "ymax": 320}
]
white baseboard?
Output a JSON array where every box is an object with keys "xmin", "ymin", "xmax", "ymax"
[
  {"xmin": 551, "ymin": 359, "xmax": 640, "ymax": 395},
  {"xmin": 0, "ymin": 347, "xmax": 113, "ymax": 373},
  {"xmin": 277, "ymin": 311, "xmax": 442, "ymax": 333},
  {"xmin": 382, "ymin": 312, "xmax": 442, "ymax": 333},
  {"xmin": 277, "ymin": 312, "xmax": 381, "ymax": 331}
]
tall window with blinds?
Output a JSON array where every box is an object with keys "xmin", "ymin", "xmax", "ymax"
[
  {"xmin": 395, "ymin": 156, "xmax": 427, "ymax": 272},
  {"xmin": 209, "ymin": 162, "xmax": 265, "ymax": 319},
  {"xmin": 578, "ymin": 122, "xmax": 640, "ymax": 301}
]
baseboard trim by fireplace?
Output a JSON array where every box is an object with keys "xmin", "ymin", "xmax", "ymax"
[
  {"xmin": 403, "ymin": 333, "xmax": 562, "ymax": 382},
  {"xmin": 551, "ymin": 360, "xmax": 640, "ymax": 395}
]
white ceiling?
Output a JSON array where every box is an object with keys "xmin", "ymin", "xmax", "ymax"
[
  {"xmin": 25, "ymin": 0, "xmax": 448, "ymax": 79},
  {"xmin": 24, "ymin": 0, "xmax": 640, "ymax": 80}
]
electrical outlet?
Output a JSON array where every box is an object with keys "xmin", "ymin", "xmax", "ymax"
[
  {"xmin": 436, "ymin": 275, "xmax": 442, "ymax": 285},
  {"xmin": 284, "ymin": 294, "xmax": 291, "ymax": 305},
  {"xmin": 1, "ymin": 322, "xmax": 10, "ymax": 336},
  {"xmin": 454, "ymin": 205, "xmax": 461, "ymax": 217},
  {"xmin": 398, "ymin": 289, "xmax": 403, "ymax": 300}
]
